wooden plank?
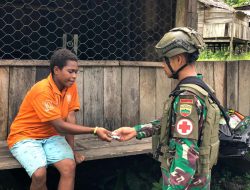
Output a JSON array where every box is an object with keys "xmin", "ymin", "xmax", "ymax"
[
  {"xmin": 103, "ymin": 67, "xmax": 121, "ymax": 131},
  {"xmin": 175, "ymin": 0, "xmax": 188, "ymax": 27},
  {"xmin": 203, "ymin": 24, "xmax": 227, "ymax": 38},
  {"xmin": 75, "ymin": 136, "xmax": 151, "ymax": 150},
  {"xmin": 122, "ymin": 67, "xmax": 140, "ymax": 127},
  {"xmin": 197, "ymin": 3, "xmax": 205, "ymax": 34},
  {"xmin": 0, "ymin": 60, "xmax": 119, "ymax": 67},
  {"xmin": 226, "ymin": 61, "xmax": 239, "ymax": 110},
  {"xmin": 238, "ymin": 61, "xmax": 250, "ymax": 115},
  {"xmin": 0, "ymin": 138, "xmax": 152, "ymax": 170},
  {"xmin": 204, "ymin": 18, "xmax": 233, "ymax": 24},
  {"xmin": 79, "ymin": 141, "xmax": 151, "ymax": 161},
  {"xmin": 214, "ymin": 62, "xmax": 226, "ymax": 106},
  {"xmin": 0, "ymin": 67, "xmax": 9, "ymax": 140},
  {"xmin": 140, "ymin": 68, "xmax": 156, "ymax": 123},
  {"xmin": 76, "ymin": 67, "xmax": 84, "ymax": 125},
  {"xmin": 156, "ymin": 68, "xmax": 172, "ymax": 118},
  {"xmin": 8, "ymin": 67, "xmax": 36, "ymax": 132},
  {"xmin": 83, "ymin": 67, "xmax": 104, "ymax": 127},
  {"xmin": 0, "ymin": 60, "xmax": 163, "ymax": 67},
  {"xmin": 187, "ymin": 0, "xmax": 198, "ymax": 29},
  {"xmin": 196, "ymin": 61, "xmax": 214, "ymax": 89},
  {"xmin": 36, "ymin": 67, "xmax": 50, "ymax": 82},
  {"xmin": 0, "ymin": 60, "xmax": 49, "ymax": 66},
  {"xmin": 171, "ymin": 79, "xmax": 179, "ymax": 91},
  {"xmin": 119, "ymin": 61, "xmax": 162, "ymax": 67},
  {"xmin": 78, "ymin": 60, "xmax": 119, "ymax": 66},
  {"xmin": 0, "ymin": 157, "xmax": 21, "ymax": 170}
]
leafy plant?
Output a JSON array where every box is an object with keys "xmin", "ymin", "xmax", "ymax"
[
  {"xmin": 224, "ymin": 0, "xmax": 250, "ymax": 7},
  {"xmin": 198, "ymin": 49, "xmax": 250, "ymax": 61}
]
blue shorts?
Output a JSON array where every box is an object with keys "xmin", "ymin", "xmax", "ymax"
[{"xmin": 10, "ymin": 135, "xmax": 74, "ymax": 177}]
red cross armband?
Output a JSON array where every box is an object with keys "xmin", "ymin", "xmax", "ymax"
[{"xmin": 173, "ymin": 94, "xmax": 199, "ymax": 140}]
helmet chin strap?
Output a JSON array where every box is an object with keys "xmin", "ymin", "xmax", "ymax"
[{"xmin": 164, "ymin": 57, "xmax": 188, "ymax": 79}]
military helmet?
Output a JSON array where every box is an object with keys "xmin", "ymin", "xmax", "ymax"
[{"xmin": 155, "ymin": 27, "xmax": 205, "ymax": 58}]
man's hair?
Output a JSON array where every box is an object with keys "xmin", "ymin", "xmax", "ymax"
[
  {"xmin": 50, "ymin": 49, "xmax": 78, "ymax": 74},
  {"xmin": 185, "ymin": 50, "xmax": 199, "ymax": 64}
]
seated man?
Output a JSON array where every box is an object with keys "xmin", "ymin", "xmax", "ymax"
[{"xmin": 7, "ymin": 49, "xmax": 112, "ymax": 190}]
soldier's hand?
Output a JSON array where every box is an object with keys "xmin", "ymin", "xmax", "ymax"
[
  {"xmin": 112, "ymin": 127, "xmax": 137, "ymax": 141},
  {"xmin": 96, "ymin": 127, "xmax": 112, "ymax": 142}
]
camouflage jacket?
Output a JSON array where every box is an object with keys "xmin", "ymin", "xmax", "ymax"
[{"xmin": 133, "ymin": 91, "xmax": 211, "ymax": 189}]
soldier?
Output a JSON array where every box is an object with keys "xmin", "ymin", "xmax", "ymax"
[{"xmin": 114, "ymin": 27, "xmax": 221, "ymax": 189}]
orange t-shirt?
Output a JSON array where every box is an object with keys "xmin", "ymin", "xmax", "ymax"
[{"xmin": 7, "ymin": 74, "xmax": 80, "ymax": 148}]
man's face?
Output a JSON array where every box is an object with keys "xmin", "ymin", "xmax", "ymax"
[
  {"xmin": 161, "ymin": 54, "xmax": 185, "ymax": 78},
  {"xmin": 54, "ymin": 60, "xmax": 78, "ymax": 88}
]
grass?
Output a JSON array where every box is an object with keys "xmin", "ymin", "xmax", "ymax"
[{"xmin": 198, "ymin": 49, "xmax": 250, "ymax": 61}]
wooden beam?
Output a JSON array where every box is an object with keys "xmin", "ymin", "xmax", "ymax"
[
  {"xmin": 175, "ymin": 0, "xmax": 188, "ymax": 27},
  {"xmin": 176, "ymin": 0, "xmax": 197, "ymax": 29},
  {"xmin": 0, "ymin": 60, "xmax": 162, "ymax": 67}
]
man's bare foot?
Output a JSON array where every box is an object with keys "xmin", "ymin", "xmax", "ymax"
[{"xmin": 74, "ymin": 151, "xmax": 85, "ymax": 164}]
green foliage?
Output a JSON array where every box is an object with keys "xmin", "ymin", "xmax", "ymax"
[
  {"xmin": 224, "ymin": 0, "xmax": 250, "ymax": 7},
  {"xmin": 198, "ymin": 49, "xmax": 250, "ymax": 61},
  {"xmin": 151, "ymin": 178, "xmax": 163, "ymax": 190},
  {"xmin": 212, "ymin": 168, "xmax": 250, "ymax": 190}
]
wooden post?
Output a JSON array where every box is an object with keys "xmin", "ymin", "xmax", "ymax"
[
  {"xmin": 230, "ymin": 14, "xmax": 235, "ymax": 58},
  {"xmin": 0, "ymin": 67, "xmax": 9, "ymax": 140},
  {"xmin": 176, "ymin": 0, "xmax": 197, "ymax": 29},
  {"xmin": 175, "ymin": 0, "xmax": 188, "ymax": 27},
  {"xmin": 226, "ymin": 61, "xmax": 239, "ymax": 110}
]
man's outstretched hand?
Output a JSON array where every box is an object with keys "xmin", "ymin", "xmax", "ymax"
[
  {"xmin": 96, "ymin": 127, "xmax": 112, "ymax": 142},
  {"xmin": 112, "ymin": 127, "xmax": 137, "ymax": 141}
]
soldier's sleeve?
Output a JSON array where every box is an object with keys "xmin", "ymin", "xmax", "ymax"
[
  {"xmin": 167, "ymin": 138, "xmax": 199, "ymax": 189},
  {"xmin": 133, "ymin": 119, "xmax": 161, "ymax": 139},
  {"xmin": 172, "ymin": 94, "xmax": 200, "ymax": 140},
  {"xmin": 166, "ymin": 93, "xmax": 205, "ymax": 189}
]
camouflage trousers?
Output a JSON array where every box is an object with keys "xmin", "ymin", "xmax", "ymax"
[{"xmin": 161, "ymin": 168, "xmax": 211, "ymax": 190}]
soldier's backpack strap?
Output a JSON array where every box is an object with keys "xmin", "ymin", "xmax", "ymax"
[{"xmin": 171, "ymin": 76, "xmax": 232, "ymax": 136}]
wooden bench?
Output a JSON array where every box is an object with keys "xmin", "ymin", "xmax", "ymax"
[{"xmin": 0, "ymin": 135, "xmax": 152, "ymax": 170}]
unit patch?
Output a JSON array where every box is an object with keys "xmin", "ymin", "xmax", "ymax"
[
  {"xmin": 42, "ymin": 100, "xmax": 55, "ymax": 112},
  {"xmin": 180, "ymin": 98, "xmax": 193, "ymax": 104},
  {"xmin": 180, "ymin": 104, "xmax": 192, "ymax": 117},
  {"xmin": 176, "ymin": 119, "xmax": 193, "ymax": 135}
]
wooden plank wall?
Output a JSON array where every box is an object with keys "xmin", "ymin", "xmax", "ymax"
[
  {"xmin": 0, "ymin": 61, "xmax": 249, "ymax": 141},
  {"xmin": 199, "ymin": 5, "xmax": 250, "ymax": 41}
]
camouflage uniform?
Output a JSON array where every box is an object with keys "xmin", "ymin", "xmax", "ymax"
[{"xmin": 134, "ymin": 82, "xmax": 211, "ymax": 189}]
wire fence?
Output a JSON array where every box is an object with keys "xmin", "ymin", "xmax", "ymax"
[{"xmin": 0, "ymin": 0, "xmax": 176, "ymax": 61}]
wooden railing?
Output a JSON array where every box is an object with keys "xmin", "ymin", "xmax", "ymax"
[{"xmin": 0, "ymin": 60, "xmax": 249, "ymax": 141}]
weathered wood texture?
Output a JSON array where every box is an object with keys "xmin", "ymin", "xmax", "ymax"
[
  {"xmin": 176, "ymin": 0, "xmax": 188, "ymax": 27},
  {"xmin": 156, "ymin": 68, "xmax": 172, "ymax": 118},
  {"xmin": 238, "ymin": 61, "xmax": 250, "ymax": 115},
  {"xmin": 198, "ymin": 4, "xmax": 250, "ymax": 41},
  {"xmin": 140, "ymin": 68, "xmax": 156, "ymax": 123},
  {"xmin": 8, "ymin": 67, "xmax": 36, "ymax": 134},
  {"xmin": 76, "ymin": 67, "xmax": 84, "ymax": 125},
  {"xmin": 176, "ymin": 0, "xmax": 198, "ymax": 29},
  {"xmin": 0, "ymin": 60, "xmax": 249, "ymax": 170},
  {"xmin": 0, "ymin": 136, "xmax": 152, "ymax": 170},
  {"xmin": 104, "ymin": 67, "xmax": 121, "ymax": 130},
  {"xmin": 227, "ymin": 61, "xmax": 239, "ymax": 111},
  {"xmin": 0, "ymin": 61, "xmax": 249, "ymax": 140},
  {"xmin": 214, "ymin": 62, "xmax": 226, "ymax": 106},
  {"xmin": 83, "ymin": 67, "xmax": 104, "ymax": 127},
  {"xmin": 121, "ymin": 67, "xmax": 140, "ymax": 126},
  {"xmin": 0, "ymin": 67, "xmax": 9, "ymax": 140}
]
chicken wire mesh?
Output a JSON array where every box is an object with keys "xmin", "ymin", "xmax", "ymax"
[{"xmin": 0, "ymin": 0, "xmax": 176, "ymax": 61}]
